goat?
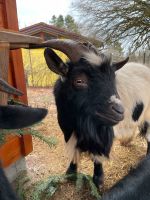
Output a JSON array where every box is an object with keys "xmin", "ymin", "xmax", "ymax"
[
  {"xmin": 101, "ymin": 154, "xmax": 150, "ymax": 200},
  {"xmin": 0, "ymin": 79, "xmax": 48, "ymax": 200},
  {"xmin": 31, "ymin": 39, "xmax": 150, "ymax": 188},
  {"xmin": 30, "ymin": 39, "xmax": 127, "ymax": 188},
  {"xmin": 114, "ymin": 62, "xmax": 150, "ymax": 150}
]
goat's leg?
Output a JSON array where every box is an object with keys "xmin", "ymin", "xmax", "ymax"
[
  {"xmin": 146, "ymin": 122, "xmax": 150, "ymax": 154},
  {"xmin": 146, "ymin": 123, "xmax": 150, "ymax": 155},
  {"xmin": 66, "ymin": 162, "xmax": 77, "ymax": 174},
  {"xmin": 147, "ymin": 142, "xmax": 150, "ymax": 154},
  {"xmin": 140, "ymin": 121, "xmax": 150, "ymax": 154},
  {"xmin": 66, "ymin": 149, "xmax": 80, "ymax": 175},
  {"xmin": 93, "ymin": 162, "xmax": 104, "ymax": 188}
]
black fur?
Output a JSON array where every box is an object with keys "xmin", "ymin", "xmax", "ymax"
[
  {"xmin": 0, "ymin": 105, "xmax": 47, "ymax": 129},
  {"xmin": 66, "ymin": 162, "xmax": 77, "ymax": 174},
  {"xmin": 140, "ymin": 121, "xmax": 150, "ymax": 154},
  {"xmin": 140, "ymin": 121, "xmax": 149, "ymax": 136},
  {"xmin": 101, "ymin": 154, "xmax": 150, "ymax": 200},
  {"xmin": 132, "ymin": 102, "xmax": 144, "ymax": 121},
  {"xmin": 54, "ymin": 59, "xmax": 116, "ymax": 156},
  {"xmin": 0, "ymin": 105, "xmax": 48, "ymax": 200},
  {"xmin": 0, "ymin": 166, "xmax": 18, "ymax": 200},
  {"xmin": 93, "ymin": 162, "xmax": 104, "ymax": 188}
]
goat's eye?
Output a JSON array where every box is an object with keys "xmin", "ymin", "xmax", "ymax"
[{"xmin": 73, "ymin": 74, "xmax": 88, "ymax": 88}]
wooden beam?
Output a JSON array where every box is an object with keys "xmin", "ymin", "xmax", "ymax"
[
  {"xmin": 21, "ymin": 134, "xmax": 33, "ymax": 156},
  {"xmin": 0, "ymin": 41, "xmax": 9, "ymax": 105},
  {"xmin": 0, "ymin": 29, "xmax": 43, "ymax": 44}
]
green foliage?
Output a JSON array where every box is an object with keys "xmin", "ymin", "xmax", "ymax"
[
  {"xmin": 31, "ymin": 173, "xmax": 101, "ymax": 200},
  {"xmin": 15, "ymin": 173, "xmax": 101, "ymax": 199},
  {"xmin": 50, "ymin": 14, "xmax": 79, "ymax": 33},
  {"xmin": 15, "ymin": 171, "xmax": 31, "ymax": 200},
  {"xmin": 65, "ymin": 15, "xmax": 79, "ymax": 33},
  {"xmin": 56, "ymin": 15, "xmax": 65, "ymax": 28},
  {"xmin": 32, "ymin": 175, "xmax": 63, "ymax": 200},
  {"xmin": 50, "ymin": 15, "xmax": 57, "ymax": 25},
  {"xmin": 0, "ymin": 124, "xmax": 58, "ymax": 148}
]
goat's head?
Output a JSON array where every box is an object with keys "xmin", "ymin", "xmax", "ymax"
[
  {"xmin": 44, "ymin": 39, "xmax": 128, "ymax": 126},
  {"xmin": 0, "ymin": 79, "xmax": 47, "ymax": 129}
]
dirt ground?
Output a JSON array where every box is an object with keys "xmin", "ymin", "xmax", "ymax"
[{"xmin": 25, "ymin": 87, "xmax": 147, "ymax": 199}]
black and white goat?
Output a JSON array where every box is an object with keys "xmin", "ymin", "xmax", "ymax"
[
  {"xmin": 33, "ymin": 39, "xmax": 150, "ymax": 188},
  {"xmin": 30, "ymin": 39, "xmax": 150, "ymax": 187},
  {"xmin": 0, "ymin": 79, "xmax": 47, "ymax": 200},
  {"xmin": 30, "ymin": 39, "xmax": 127, "ymax": 188},
  {"xmin": 101, "ymin": 154, "xmax": 150, "ymax": 200},
  {"xmin": 114, "ymin": 62, "xmax": 150, "ymax": 150}
]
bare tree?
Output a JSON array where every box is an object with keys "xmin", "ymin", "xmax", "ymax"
[{"xmin": 73, "ymin": 0, "xmax": 150, "ymax": 51}]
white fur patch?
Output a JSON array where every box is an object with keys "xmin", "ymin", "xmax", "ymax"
[
  {"xmin": 90, "ymin": 154, "xmax": 108, "ymax": 163},
  {"xmin": 72, "ymin": 149, "xmax": 80, "ymax": 164},
  {"xmin": 83, "ymin": 52, "xmax": 102, "ymax": 66},
  {"xmin": 60, "ymin": 76, "xmax": 66, "ymax": 82},
  {"xmin": 110, "ymin": 95, "xmax": 122, "ymax": 105},
  {"xmin": 65, "ymin": 132, "xmax": 77, "ymax": 162}
]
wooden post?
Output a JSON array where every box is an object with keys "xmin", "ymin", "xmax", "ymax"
[
  {"xmin": 0, "ymin": 41, "xmax": 9, "ymax": 105},
  {"xmin": 0, "ymin": 0, "xmax": 33, "ymax": 167}
]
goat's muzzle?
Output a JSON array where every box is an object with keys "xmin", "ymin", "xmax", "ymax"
[{"xmin": 95, "ymin": 103, "xmax": 124, "ymax": 125}]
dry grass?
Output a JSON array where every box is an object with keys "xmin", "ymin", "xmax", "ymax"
[{"xmin": 25, "ymin": 87, "xmax": 147, "ymax": 199}]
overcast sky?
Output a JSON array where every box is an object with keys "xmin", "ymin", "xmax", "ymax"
[{"xmin": 16, "ymin": 0, "xmax": 72, "ymax": 28}]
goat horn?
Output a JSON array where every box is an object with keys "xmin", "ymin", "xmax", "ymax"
[
  {"xmin": 82, "ymin": 42, "xmax": 100, "ymax": 55},
  {"xmin": 29, "ymin": 39, "xmax": 90, "ymax": 62},
  {"xmin": 0, "ymin": 78, "xmax": 23, "ymax": 96}
]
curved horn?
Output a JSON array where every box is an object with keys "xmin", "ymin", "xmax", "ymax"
[
  {"xmin": 82, "ymin": 41, "xmax": 100, "ymax": 55},
  {"xmin": 29, "ymin": 39, "xmax": 90, "ymax": 62},
  {"xmin": 0, "ymin": 78, "xmax": 23, "ymax": 96}
]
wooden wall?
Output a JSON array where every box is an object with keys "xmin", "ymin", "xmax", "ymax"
[{"xmin": 0, "ymin": 0, "xmax": 33, "ymax": 167}]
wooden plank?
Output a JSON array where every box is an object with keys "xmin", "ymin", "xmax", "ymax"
[
  {"xmin": 4, "ymin": 0, "xmax": 19, "ymax": 30},
  {"xmin": 0, "ymin": 41, "xmax": 9, "ymax": 105},
  {"xmin": 9, "ymin": 50, "xmax": 28, "ymax": 104},
  {"xmin": 0, "ymin": 4, "xmax": 5, "ymax": 27},
  {"xmin": 0, "ymin": 29, "xmax": 43, "ymax": 44},
  {"xmin": 21, "ymin": 134, "xmax": 33, "ymax": 156},
  {"xmin": 0, "ymin": 136, "xmax": 22, "ymax": 167}
]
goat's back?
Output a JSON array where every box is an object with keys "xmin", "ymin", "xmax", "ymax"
[{"xmin": 101, "ymin": 154, "xmax": 150, "ymax": 200}]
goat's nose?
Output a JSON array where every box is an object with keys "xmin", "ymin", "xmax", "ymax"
[{"xmin": 111, "ymin": 103, "xmax": 124, "ymax": 114}]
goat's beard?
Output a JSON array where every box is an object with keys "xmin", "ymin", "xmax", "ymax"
[{"xmin": 75, "ymin": 115, "xmax": 114, "ymax": 157}]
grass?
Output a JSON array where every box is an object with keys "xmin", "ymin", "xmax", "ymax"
[{"xmin": 15, "ymin": 172, "xmax": 101, "ymax": 200}]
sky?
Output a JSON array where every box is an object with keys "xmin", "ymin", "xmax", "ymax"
[{"xmin": 16, "ymin": 0, "xmax": 72, "ymax": 28}]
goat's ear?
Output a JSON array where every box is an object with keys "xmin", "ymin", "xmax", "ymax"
[
  {"xmin": 112, "ymin": 57, "xmax": 129, "ymax": 71},
  {"xmin": 0, "ymin": 105, "xmax": 48, "ymax": 129},
  {"xmin": 44, "ymin": 48, "xmax": 68, "ymax": 76}
]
